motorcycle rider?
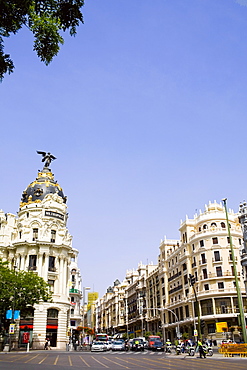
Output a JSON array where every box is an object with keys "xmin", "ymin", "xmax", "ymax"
[{"xmin": 165, "ymin": 339, "xmax": 172, "ymax": 353}]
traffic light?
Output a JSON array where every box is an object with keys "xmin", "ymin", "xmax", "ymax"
[
  {"xmin": 200, "ymin": 320, "xmax": 205, "ymax": 329},
  {"xmin": 189, "ymin": 274, "xmax": 196, "ymax": 286}
]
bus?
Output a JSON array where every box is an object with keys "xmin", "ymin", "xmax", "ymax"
[{"xmin": 95, "ymin": 333, "xmax": 108, "ymax": 342}]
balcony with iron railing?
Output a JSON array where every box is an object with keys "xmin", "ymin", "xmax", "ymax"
[
  {"xmin": 28, "ymin": 265, "xmax": 37, "ymax": 271},
  {"xmin": 48, "ymin": 267, "xmax": 56, "ymax": 272},
  {"xmin": 168, "ymin": 284, "xmax": 183, "ymax": 295},
  {"xmin": 200, "ymin": 271, "xmax": 240, "ymax": 280},
  {"xmin": 212, "ymin": 257, "xmax": 223, "ymax": 263},
  {"xmin": 168, "ymin": 271, "xmax": 181, "ymax": 282},
  {"xmin": 69, "ymin": 288, "xmax": 82, "ymax": 294}
]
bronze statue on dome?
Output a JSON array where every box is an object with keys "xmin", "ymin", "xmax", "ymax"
[{"xmin": 37, "ymin": 151, "xmax": 56, "ymax": 168}]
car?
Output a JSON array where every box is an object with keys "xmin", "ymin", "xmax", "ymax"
[
  {"xmin": 130, "ymin": 338, "xmax": 145, "ymax": 351},
  {"xmin": 105, "ymin": 341, "xmax": 112, "ymax": 350},
  {"xmin": 91, "ymin": 341, "xmax": 107, "ymax": 352},
  {"xmin": 111, "ymin": 340, "xmax": 126, "ymax": 351},
  {"xmin": 150, "ymin": 339, "xmax": 164, "ymax": 351}
]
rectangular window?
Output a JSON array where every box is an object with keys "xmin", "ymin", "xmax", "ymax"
[
  {"xmin": 184, "ymin": 274, "xmax": 188, "ymax": 284},
  {"xmin": 51, "ymin": 230, "xmax": 56, "ymax": 243},
  {"xmin": 71, "ymin": 275, "xmax": 75, "ymax": 282},
  {"xmin": 216, "ymin": 266, "xmax": 222, "ymax": 277},
  {"xmin": 185, "ymin": 305, "xmax": 189, "ymax": 318},
  {"xmin": 201, "ymin": 253, "xmax": 206, "ymax": 264},
  {"xmin": 32, "ymin": 228, "xmax": 38, "ymax": 241},
  {"xmin": 203, "ymin": 268, "xmax": 208, "ymax": 279},
  {"xmin": 204, "ymin": 284, "xmax": 209, "ymax": 291},
  {"xmin": 208, "ymin": 323, "xmax": 216, "ymax": 334},
  {"xmin": 218, "ymin": 282, "xmax": 224, "ymax": 289},
  {"xmin": 48, "ymin": 279, "xmax": 55, "ymax": 292},
  {"xmin": 28, "ymin": 255, "xmax": 37, "ymax": 271},
  {"xmin": 214, "ymin": 251, "xmax": 220, "ymax": 261},
  {"xmin": 212, "ymin": 237, "xmax": 218, "ymax": 245},
  {"xmin": 200, "ymin": 240, "xmax": 204, "ymax": 247},
  {"xmin": 48, "ymin": 256, "xmax": 56, "ymax": 272}
]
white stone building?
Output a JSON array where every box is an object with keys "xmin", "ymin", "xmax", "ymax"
[{"xmin": 0, "ymin": 157, "xmax": 82, "ymax": 349}]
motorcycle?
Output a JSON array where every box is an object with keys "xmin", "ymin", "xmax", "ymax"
[
  {"xmin": 203, "ymin": 345, "xmax": 213, "ymax": 356},
  {"xmin": 166, "ymin": 344, "xmax": 172, "ymax": 353},
  {"xmin": 176, "ymin": 344, "xmax": 181, "ymax": 355},
  {"xmin": 187, "ymin": 346, "xmax": 195, "ymax": 356}
]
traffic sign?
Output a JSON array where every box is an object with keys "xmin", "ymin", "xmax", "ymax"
[
  {"xmin": 9, "ymin": 324, "xmax": 15, "ymax": 334},
  {"xmin": 194, "ymin": 329, "xmax": 198, "ymax": 337}
]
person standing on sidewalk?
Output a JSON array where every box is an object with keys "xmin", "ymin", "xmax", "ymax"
[{"xmin": 198, "ymin": 340, "xmax": 206, "ymax": 358}]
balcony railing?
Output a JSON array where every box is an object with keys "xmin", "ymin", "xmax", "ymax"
[
  {"xmin": 168, "ymin": 271, "xmax": 181, "ymax": 282},
  {"xmin": 69, "ymin": 288, "xmax": 81, "ymax": 294},
  {"xmin": 48, "ymin": 267, "xmax": 56, "ymax": 272},
  {"xmin": 168, "ymin": 284, "xmax": 183, "ymax": 294},
  {"xmin": 200, "ymin": 271, "xmax": 240, "ymax": 280},
  {"xmin": 28, "ymin": 266, "xmax": 37, "ymax": 271}
]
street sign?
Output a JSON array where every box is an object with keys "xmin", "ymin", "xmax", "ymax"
[
  {"xmin": 9, "ymin": 324, "xmax": 15, "ymax": 334},
  {"xmin": 194, "ymin": 329, "xmax": 198, "ymax": 337}
]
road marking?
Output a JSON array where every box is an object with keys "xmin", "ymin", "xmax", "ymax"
[
  {"xmin": 68, "ymin": 355, "xmax": 72, "ymax": 366},
  {"xmin": 24, "ymin": 354, "xmax": 40, "ymax": 363},
  {"xmin": 114, "ymin": 356, "xmax": 154, "ymax": 369},
  {"xmin": 103, "ymin": 356, "xmax": 129, "ymax": 369},
  {"xmin": 38, "ymin": 354, "xmax": 48, "ymax": 364},
  {"xmin": 8, "ymin": 354, "xmax": 30, "ymax": 362},
  {"xmin": 79, "ymin": 355, "xmax": 90, "ymax": 367},
  {"xmin": 54, "ymin": 355, "xmax": 59, "ymax": 365},
  {"xmin": 91, "ymin": 355, "xmax": 109, "ymax": 368}
]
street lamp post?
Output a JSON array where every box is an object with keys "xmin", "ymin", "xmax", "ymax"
[
  {"xmin": 146, "ymin": 307, "xmax": 180, "ymax": 343},
  {"xmin": 222, "ymin": 198, "xmax": 247, "ymax": 343},
  {"xmin": 188, "ymin": 274, "xmax": 201, "ymax": 339},
  {"xmin": 125, "ymin": 294, "xmax": 129, "ymax": 340},
  {"xmin": 82, "ymin": 287, "xmax": 90, "ymax": 345}
]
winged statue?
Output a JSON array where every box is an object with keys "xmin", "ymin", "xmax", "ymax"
[{"xmin": 37, "ymin": 151, "xmax": 56, "ymax": 168}]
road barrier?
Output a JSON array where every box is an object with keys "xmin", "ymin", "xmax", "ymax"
[{"xmin": 219, "ymin": 343, "xmax": 247, "ymax": 357}]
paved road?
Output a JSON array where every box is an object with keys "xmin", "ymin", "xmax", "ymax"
[{"xmin": 0, "ymin": 351, "xmax": 246, "ymax": 370}]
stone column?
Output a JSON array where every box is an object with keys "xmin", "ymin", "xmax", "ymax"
[
  {"xmin": 32, "ymin": 304, "xmax": 47, "ymax": 350},
  {"xmin": 38, "ymin": 252, "xmax": 43, "ymax": 276},
  {"xmin": 59, "ymin": 257, "xmax": 64, "ymax": 295},
  {"xmin": 63, "ymin": 258, "xmax": 68, "ymax": 296},
  {"xmin": 212, "ymin": 297, "xmax": 216, "ymax": 315},
  {"xmin": 57, "ymin": 306, "xmax": 70, "ymax": 350}
]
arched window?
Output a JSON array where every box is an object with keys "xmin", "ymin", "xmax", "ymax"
[
  {"xmin": 211, "ymin": 222, "xmax": 217, "ymax": 227},
  {"xmin": 47, "ymin": 309, "xmax": 58, "ymax": 318},
  {"xmin": 203, "ymin": 224, "xmax": 208, "ymax": 230},
  {"xmin": 221, "ymin": 222, "xmax": 226, "ymax": 228}
]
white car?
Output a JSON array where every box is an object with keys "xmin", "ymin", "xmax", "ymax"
[
  {"xmin": 111, "ymin": 340, "xmax": 125, "ymax": 351},
  {"xmin": 91, "ymin": 341, "xmax": 107, "ymax": 352},
  {"xmin": 105, "ymin": 341, "xmax": 112, "ymax": 350}
]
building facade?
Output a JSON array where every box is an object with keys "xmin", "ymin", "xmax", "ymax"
[
  {"xmin": 0, "ymin": 157, "xmax": 82, "ymax": 349},
  {"xmin": 96, "ymin": 201, "xmax": 247, "ymax": 344}
]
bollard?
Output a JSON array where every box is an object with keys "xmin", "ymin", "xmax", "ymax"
[{"xmin": 27, "ymin": 343, "xmax": 29, "ymax": 352}]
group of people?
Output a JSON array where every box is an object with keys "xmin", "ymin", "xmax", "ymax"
[{"xmin": 165, "ymin": 338, "xmax": 212, "ymax": 358}]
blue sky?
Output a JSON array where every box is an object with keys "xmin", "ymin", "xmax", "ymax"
[{"xmin": 1, "ymin": 0, "xmax": 247, "ymax": 297}]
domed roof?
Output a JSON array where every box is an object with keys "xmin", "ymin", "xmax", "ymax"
[{"xmin": 20, "ymin": 167, "xmax": 67, "ymax": 207}]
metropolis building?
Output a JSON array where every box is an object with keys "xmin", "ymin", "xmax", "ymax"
[{"xmin": 0, "ymin": 153, "xmax": 82, "ymax": 350}]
